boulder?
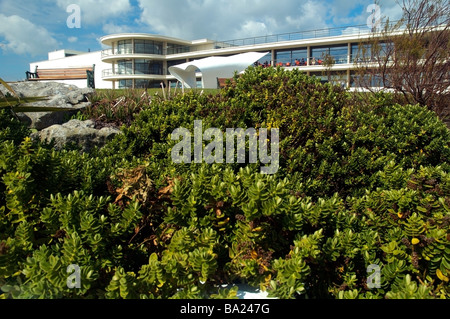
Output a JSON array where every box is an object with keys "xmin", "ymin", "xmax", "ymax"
[
  {"xmin": 0, "ymin": 81, "xmax": 94, "ymax": 130},
  {"xmin": 31, "ymin": 119, "xmax": 121, "ymax": 152}
]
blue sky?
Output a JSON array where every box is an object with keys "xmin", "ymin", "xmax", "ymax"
[{"xmin": 0, "ymin": 0, "xmax": 403, "ymax": 81}]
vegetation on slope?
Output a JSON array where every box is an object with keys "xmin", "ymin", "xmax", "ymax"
[{"xmin": 0, "ymin": 67, "xmax": 449, "ymax": 299}]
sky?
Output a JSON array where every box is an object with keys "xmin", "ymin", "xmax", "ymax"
[{"xmin": 0, "ymin": 0, "xmax": 404, "ymax": 81}]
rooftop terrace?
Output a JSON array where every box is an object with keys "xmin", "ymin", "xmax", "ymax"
[{"xmin": 213, "ymin": 22, "xmax": 377, "ymax": 49}]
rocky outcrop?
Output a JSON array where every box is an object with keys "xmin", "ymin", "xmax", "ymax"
[
  {"xmin": 0, "ymin": 81, "xmax": 94, "ymax": 130},
  {"xmin": 2, "ymin": 81, "xmax": 120, "ymax": 151},
  {"xmin": 31, "ymin": 119, "xmax": 121, "ymax": 152}
]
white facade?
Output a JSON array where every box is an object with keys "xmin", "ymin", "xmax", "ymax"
[{"xmin": 29, "ymin": 25, "xmax": 385, "ymax": 90}]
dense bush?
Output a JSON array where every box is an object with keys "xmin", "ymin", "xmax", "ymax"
[
  {"xmin": 0, "ymin": 109, "xmax": 30, "ymax": 145},
  {"xmin": 0, "ymin": 66, "xmax": 449, "ymax": 299}
]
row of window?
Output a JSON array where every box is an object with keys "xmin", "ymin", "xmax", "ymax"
[
  {"xmin": 116, "ymin": 40, "xmax": 191, "ymax": 55},
  {"xmin": 118, "ymin": 79, "xmax": 169, "ymax": 89},
  {"xmin": 112, "ymin": 59, "xmax": 200, "ymax": 76},
  {"xmin": 113, "ymin": 43, "xmax": 388, "ymax": 77},
  {"xmin": 117, "ymin": 40, "xmax": 163, "ymax": 55},
  {"xmin": 116, "ymin": 59, "xmax": 163, "ymax": 75},
  {"xmin": 310, "ymin": 71, "xmax": 385, "ymax": 88},
  {"xmin": 116, "ymin": 71, "xmax": 385, "ymax": 89},
  {"xmin": 114, "ymin": 39, "xmax": 390, "ymax": 62},
  {"xmin": 111, "ymin": 58, "xmax": 333, "ymax": 77},
  {"xmin": 256, "ymin": 43, "xmax": 388, "ymax": 66}
]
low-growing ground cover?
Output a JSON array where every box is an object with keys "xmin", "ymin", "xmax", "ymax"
[{"xmin": 0, "ymin": 67, "xmax": 449, "ymax": 299}]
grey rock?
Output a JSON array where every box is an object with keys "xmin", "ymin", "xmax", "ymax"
[
  {"xmin": 1, "ymin": 81, "xmax": 94, "ymax": 130},
  {"xmin": 31, "ymin": 119, "xmax": 121, "ymax": 152}
]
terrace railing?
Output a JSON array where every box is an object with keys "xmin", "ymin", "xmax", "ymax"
[
  {"xmin": 212, "ymin": 23, "xmax": 376, "ymax": 49},
  {"xmin": 101, "ymin": 23, "xmax": 392, "ymax": 58}
]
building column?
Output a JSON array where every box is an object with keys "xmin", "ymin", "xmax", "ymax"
[
  {"xmin": 347, "ymin": 42, "xmax": 351, "ymax": 64},
  {"xmin": 347, "ymin": 69, "xmax": 351, "ymax": 88},
  {"xmin": 307, "ymin": 46, "xmax": 311, "ymax": 66},
  {"xmin": 163, "ymin": 60, "xmax": 168, "ymax": 76}
]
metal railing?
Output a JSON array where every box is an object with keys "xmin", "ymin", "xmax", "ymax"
[
  {"xmin": 100, "ymin": 20, "xmax": 417, "ymax": 62},
  {"xmin": 101, "ymin": 48, "xmax": 161, "ymax": 57},
  {"xmin": 101, "ymin": 23, "xmax": 389, "ymax": 58},
  {"xmin": 102, "ymin": 69, "xmax": 164, "ymax": 77},
  {"xmin": 213, "ymin": 23, "xmax": 375, "ymax": 49}
]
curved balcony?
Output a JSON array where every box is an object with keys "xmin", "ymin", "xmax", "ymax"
[
  {"xmin": 101, "ymin": 49, "xmax": 166, "ymax": 63},
  {"xmin": 101, "ymin": 68, "xmax": 167, "ymax": 81}
]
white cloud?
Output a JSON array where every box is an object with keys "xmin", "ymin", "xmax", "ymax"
[
  {"xmin": 237, "ymin": 21, "xmax": 269, "ymax": 38},
  {"xmin": 378, "ymin": 0, "xmax": 404, "ymax": 22},
  {"xmin": 137, "ymin": 0, "xmax": 331, "ymax": 40},
  {"xmin": 0, "ymin": 14, "xmax": 60, "ymax": 56},
  {"xmin": 68, "ymin": 36, "xmax": 78, "ymax": 43},
  {"xmin": 133, "ymin": 0, "xmax": 407, "ymax": 42},
  {"xmin": 328, "ymin": 0, "xmax": 367, "ymax": 25},
  {"xmin": 102, "ymin": 23, "xmax": 135, "ymax": 35},
  {"xmin": 342, "ymin": 27, "xmax": 364, "ymax": 35},
  {"xmin": 56, "ymin": 0, "xmax": 132, "ymax": 26},
  {"xmin": 339, "ymin": 1, "xmax": 404, "ymax": 27}
]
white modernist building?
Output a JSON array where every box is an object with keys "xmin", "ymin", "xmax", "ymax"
[{"xmin": 28, "ymin": 24, "xmax": 387, "ymax": 90}]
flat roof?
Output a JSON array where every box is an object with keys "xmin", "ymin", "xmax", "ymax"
[
  {"xmin": 100, "ymin": 33, "xmax": 205, "ymax": 46},
  {"xmin": 99, "ymin": 22, "xmax": 383, "ymax": 54}
]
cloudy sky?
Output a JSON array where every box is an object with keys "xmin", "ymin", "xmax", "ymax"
[{"xmin": 0, "ymin": 0, "xmax": 403, "ymax": 81}]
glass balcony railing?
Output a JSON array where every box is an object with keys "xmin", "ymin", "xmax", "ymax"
[
  {"xmin": 102, "ymin": 48, "xmax": 158, "ymax": 57},
  {"xmin": 102, "ymin": 69, "xmax": 164, "ymax": 77}
]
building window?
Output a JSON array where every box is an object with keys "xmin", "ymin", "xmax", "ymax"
[
  {"xmin": 117, "ymin": 59, "xmax": 133, "ymax": 75},
  {"xmin": 167, "ymin": 43, "xmax": 190, "ymax": 54},
  {"xmin": 134, "ymin": 59, "xmax": 151, "ymax": 75},
  {"xmin": 275, "ymin": 48, "xmax": 307, "ymax": 66},
  {"xmin": 253, "ymin": 52, "xmax": 272, "ymax": 67},
  {"xmin": 134, "ymin": 59, "xmax": 163, "ymax": 75},
  {"xmin": 310, "ymin": 71, "xmax": 348, "ymax": 88},
  {"xmin": 351, "ymin": 42, "xmax": 391, "ymax": 63},
  {"xmin": 310, "ymin": 44, "xmax": 348, "ymax": 65},
  {"xmin": 350, "ymin": 71, "xmax": 385, "ymax": 87},
  {"xmin": 117, "ymin": 40, "xmax": 133, "ymax": 54},
  {"xmin": 118, "ymin": 79, "xmax": 133, "ymax": 89},
  {"xmin": 137, "ymin": 80, "xmax": 162, "ymax": 88},
  {"xmin": 134, "ymin": 40, "xmax": 163, "ymax": 55},
  {"xmin": 167, "ymin": 59, "xmax": 187, "ymax": 68},
  {"xmin": 135, "ymin": 79, "xmax": 151, "ymax": 88},
  {"xmin": 352, "ymin": 43, "xmax": 368, "ymax": 62},
  {"xmin": 149, "ymin": 61, "xmax": 163, "ymax": 75}
]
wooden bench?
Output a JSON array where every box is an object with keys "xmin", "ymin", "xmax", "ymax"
[{"xmin": 26, "ymin": 67, "xmax": 94, "ymax": 81}]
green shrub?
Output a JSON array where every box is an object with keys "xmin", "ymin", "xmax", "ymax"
[
  {"xmin": 1, "ymin": 66, "xmax": 449, "ymax": 299},
  {"xmin": 0, "ymin": 109, "xmax": 30, "ymax": 145},
  {"xmin": 103, "ymin": 67, "xmax": 450, "ymax": 198}
]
